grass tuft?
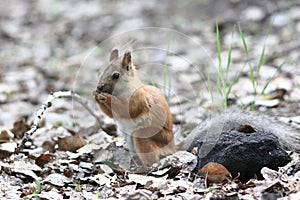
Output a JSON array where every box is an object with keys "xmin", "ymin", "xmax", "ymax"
[{"xmin": 210, "ymin": 23, "xmax": 281, "ymax": 110}]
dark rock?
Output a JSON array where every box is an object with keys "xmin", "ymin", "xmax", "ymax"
[{"xmin": 195, "ymin": 130, "xmax": 291, "ymax": 182}]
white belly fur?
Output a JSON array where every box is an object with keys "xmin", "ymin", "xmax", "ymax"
[{"xmin": 116, "ymin": 114, "xmax": 151, "ymax": 135}]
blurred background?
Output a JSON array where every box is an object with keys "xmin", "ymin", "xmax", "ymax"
[{"xmin": 1, "ymin": 0, "xmax": 300, "ymax": 128}]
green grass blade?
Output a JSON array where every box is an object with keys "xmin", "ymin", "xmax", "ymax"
[
  {"xmin": 258, "ymin": 44, "xmax": 265, "ymax": 73},
  {"xmin": 163, "ymin": 32, "xmax": 173, "ymax": 100},
  {"xmin": 226, "ymin": 25, "xmax": 235, "ymax": 79},
  {"xmin": 238, "ymin": 24, "xmax": 257, "ymax": 95},
  {"xmin": 261, "ymin": 62, "xmax": 285, "ymax": 95},
  {"xmin": 238, "ymin": 24, "xmax": 249, "ymax": 56},
  {"xmin": 207, "ymin": 75, "xmax": 214, "ymax": 103},
  {"xmin": 216, "ymin": 22, "xmax": 222, "ymax": 69},
  {"xmin": 216, "ymin": 22, "xmax": 228, "ymax": 108},
  {"xmin": 258, "ymin": 25, "xmax": 273, "ymax": 73}
]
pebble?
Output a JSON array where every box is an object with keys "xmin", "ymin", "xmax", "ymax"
[
  {"xmin": 273, "ymin": 12, "xmax": 290, "ymax": 27},
  {"xmin": 169, "ymin": 56, "xmax": 190, "ymax": 72},
  {"xmin": 242, "ymin": 6, "xmax": 265, "ymax": 21},
  {"xmin": 290, "ymin": 6, "xmax": 300, "ymax": 20}
]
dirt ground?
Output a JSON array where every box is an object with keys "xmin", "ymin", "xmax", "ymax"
[{"xmin": 0, "ymin": 0, "xmax": 300, "ymax": 199}]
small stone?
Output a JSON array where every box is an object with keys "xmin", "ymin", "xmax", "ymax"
[
  {"xmin": 169, "ymin": 56, "xmax": 190, "ymax": 72},
  {"xmin": 273, "ymin": 12, "xmax": 290, "ymax": 27},
  {"xmin": 242, "ymin": 6, "xmax": 265, "ymax": 21}
]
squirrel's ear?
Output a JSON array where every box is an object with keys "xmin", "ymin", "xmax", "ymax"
[
  {"xmin": 121, "ymin": 51, "xmax": 131, "ymax": 66},
  {"xmin": 109, "ymin": 49, "xmax": 119, "ymax": 61}
]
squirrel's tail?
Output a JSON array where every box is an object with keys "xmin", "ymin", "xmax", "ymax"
[{"xmin": 181, "ymin": 108, "xmax": 300, "ymax": 153}]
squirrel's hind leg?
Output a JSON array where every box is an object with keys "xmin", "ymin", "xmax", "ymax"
[{"xmin": 132, "ymin": 135, "xmax": 160, "ymax": 165}]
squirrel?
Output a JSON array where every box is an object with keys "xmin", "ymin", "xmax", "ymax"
[
  {"xmin": 93, "ymin": 48, "xmax": 300, "ymax": 166},
  {"xmin": 93, "ymin": 49, "xmax": 176, "ymax": 165}
]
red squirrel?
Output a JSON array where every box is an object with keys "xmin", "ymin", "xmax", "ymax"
[
  {"xmin": 93, "ymin": 49, "xmax": 176, "ymax": 165},
  {"xmin": 93, "ymin": 48, "xmax": 300, "ymax": 166}
]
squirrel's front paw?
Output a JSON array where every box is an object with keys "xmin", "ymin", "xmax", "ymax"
[{"xmin": 93, "ymin": 91, "xmax": 110, "ymax": 103}]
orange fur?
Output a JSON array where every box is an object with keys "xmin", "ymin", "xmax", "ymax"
[
  {"xmin": 93, "ymin": 49, "xmax": 176, "ymax": 165},
  {"xmin": 94, "ymin": 84, "xmax": 176, "ymax": 165}
]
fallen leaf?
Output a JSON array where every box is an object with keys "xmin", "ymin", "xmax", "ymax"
[
  {"xmin": 128, "ymin": 174, "xmax": 155, "ymax": 186},
  {"xmin": 264, "ymin": 88, "xmax": 287, "ymax": 100},
  {"xmin": 57, "ymin": 134, "xmax": 86, "ymax": 152},
  {"xmin": 261, "ymin": 167, "xmax": 280, "ymax": 181},
  {"xmin": 158, "ymin": 151, "xmax": 197, "ymax": 173},
  {"xmin": 14, "ymin": 160, "xmax": 42, "ymax": 171},
  {"xmin": 238, "ymin": 180, "xmax": 256, "ymax": 190},
  {"xmin": 42, "ymin": 140, "xmax": 56, "ymax": 152},
  {"xmin": 199, "ymin": 162, "xmax": 232, "ymax": 184},
  {"xmin": 77, "ymin": 143, "xmax": 102, "ymax": 154},
  {"xmin": 115, "ymin": 184, "xmax": 137, "ymax": 197},
  {"xmin": 35, "ymin": 154, "xmax": 56, "ymax": 167},
  {"xmin": 10, "ymin": 118, "xmax": 30, "ymax": 139},
  {"xmin": 0, "ymin": 127, "xmax": 14, "ymax": 142},
  {"xmin": 11, "ymin": 159, "xmax": 42, "ymax": 179},
  {"xmin": 79, "ymin": 161, "xmax": 93, "ymax": 171},
  {"xmin": 0, "ymin": 142, "xmax": 17, "ymax": 152},
  {"xmin": 263, "ymin": 181, "xmax": 284, "ymax": 193},
  {"xmin": 43, "ymin": 173, "xmax": 72, "ymax": 186},
  {"xmin": 124, "ymin": 189, "xmax": 152, "ymax": 199},
  {"xmin": 88, "ymin": 174, "xmax": 111, "ymax": 186},
  {"xmin": 0, "ymin": 149, "xmax": 13, "ymax": 159},
  {"xmin": 255, "ymin": 99, "xmax": 280, "ymax": 108},
  {"xmin": 99, "ymin": 164, "xmax": 114, "ymax": 175},
  {"xmin": 150, "ymin": 167, "xmax": 170, "ymax": 177},
  {"xmin": 38, "ymin": 190, "xmax": 64, "ymax": 200}
]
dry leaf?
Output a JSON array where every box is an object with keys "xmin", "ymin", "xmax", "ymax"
[
  {"xmin": 57, "ymin": 134, "xmax": 86, "ymax": 152},
  {"xmin": 42, "ymin": 140, "xmax": 56, "ymax": 152},
  {"xmin": 43, "ymin": 173, "xmax": 72, "ymax": 186},
  {"xmin": 11, "ymin": 160, "xmax": 42, "ymax": 179},
  {"xmin": 0, "ymin": 127, "xmax": 14, "ymax": 143},
  {"xmin": 261, "ymin": 167, "xmax": 280, "ymax": 181},
  {"xmin": 88, "ymin": 174, "xmax": 111, "ymax": 186},
  {"xmin": 0, "ymin": 142, "xmax": 17, "ymax": 152},
  {"xmin": 0, "ymin": 149, "xmax": 13, "ymax": 159},
  {"xmin": 35, "ymin": 154, "xmax": 56, "ymax": 167},
  {"xmin": 199, "ymin": 162, "xmax": 232, "ymax": 183},
  {"xmin": 10, "ymin": 118, "xmax": 30, "ymax": 139}
]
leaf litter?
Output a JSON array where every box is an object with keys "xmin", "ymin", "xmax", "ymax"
[{"xmin": 1, "ymin": 0, "xmax": 300, "ymax": 199}]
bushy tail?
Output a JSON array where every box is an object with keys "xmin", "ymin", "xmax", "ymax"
[{"xmin": 181, "ymin": 108, "xmax": 300, "ymax": 153}]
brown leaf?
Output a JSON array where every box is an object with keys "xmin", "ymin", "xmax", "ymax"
[
  {"xmin": 35, "ymin": 154, "xmax": 56, "ymax": 167},
  {"xmin": 265, "ymin": 88, "xmax": 287, "ymax": 100},
  {"xmin": 238, "ymin": 180, "xmax": 256, "ymax": 190},
  {"xmin": 0, "ymin": 149, "xmax": 13, "ymax": 159},
  {"xmin": 42, "ymin": 140, "xmax": 56, "ymax": 153},
  {"xmin": 57, "ymin": 134, "xmax": 86, "ymax": 152},
  {"xmin": 263, "ymin": 181, "xmax": 284, "ymax": 193},
  {"xmin": 199, "ymin": 162, "xmax": 232, "ymax": 184},
  {"xmin": 0, "ymin": 128, "xmax": 14, "ymax": 143},
  {"xmin": 10, "ymin": 118, "xmax": 30, "ymax": 139}
]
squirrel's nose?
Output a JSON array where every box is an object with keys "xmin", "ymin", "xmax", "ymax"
[{"xmin": 97, "ymin": 84, "xmax": 105, "ymax": 93}]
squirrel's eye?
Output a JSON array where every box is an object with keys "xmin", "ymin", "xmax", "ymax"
[{"xmin": 112, "ymin": 72, "xmax": 120, "ymax": 80}]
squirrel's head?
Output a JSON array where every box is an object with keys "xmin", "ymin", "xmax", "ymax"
[{"xmin": 95, "ymin": 49, "xmax": 140, "ymax": 96}]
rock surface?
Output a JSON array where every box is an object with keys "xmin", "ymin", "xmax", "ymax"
[{"xmin": 196, "ymin": 130, "xmax": 291, "ymax": 182}]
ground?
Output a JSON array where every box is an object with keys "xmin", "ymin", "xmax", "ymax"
[{"xmin": 0, "ymin": 0, "xmax": 300, "ymax": 199}]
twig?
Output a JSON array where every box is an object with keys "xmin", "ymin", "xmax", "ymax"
[
  {"xmin": 15, "ymin": 91, "xmax": 102, "ymax": 153},
  {"xmin": 71, "ymin": 92, "xmax": 103, "ymax": 125}
]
